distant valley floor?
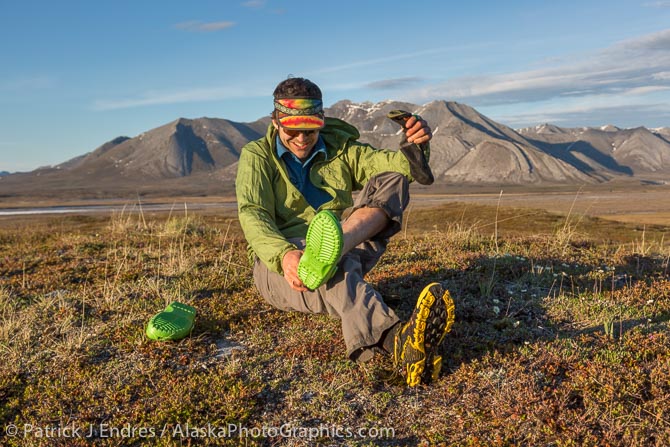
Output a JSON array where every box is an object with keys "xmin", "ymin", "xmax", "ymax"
[
  {"xmin": 1, "ymin": 183, "xmax": 669, "ymax": 227},
  {"xmin": 411, "ymin": 183, "xmax": 670, "ymax": 227}
]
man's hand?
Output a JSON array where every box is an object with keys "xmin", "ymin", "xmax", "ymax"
[
  {"xmin": 282, "ymin": 249, "xmax": 308, "ymax": 292},
  {"xmin": 404, "ymin": 114, "xmax": 432, "ymax": 145}
]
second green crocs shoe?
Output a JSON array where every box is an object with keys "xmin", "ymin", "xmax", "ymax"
[
  {"xmin": 146, "ymin": 301, "xmax": 196, "ymax": 341},
  {"xmin": 298, "ymin": 210, "xmax": 343, "ymax": 290}
]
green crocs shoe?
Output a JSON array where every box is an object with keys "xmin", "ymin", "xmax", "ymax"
[
  {"xmin": 146, "ymin": 301, "xmax": 196, "ymax": 341},
  {"xmin": 394, "ymin": 283, "xmax": 455, "ymax": 386},
  {"xmin": 298, "ymin": 210, "xmax": 343, "ymax": 290}
]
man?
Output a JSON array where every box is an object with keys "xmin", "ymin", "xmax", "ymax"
[{"xmin": 235, "ymin": 77, "xmax": 455, "ymax": 386}]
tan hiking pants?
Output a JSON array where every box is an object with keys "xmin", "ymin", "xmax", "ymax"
[{"xmin": 252, "ymin": 172, "xmax": 410, "ymax": 361}]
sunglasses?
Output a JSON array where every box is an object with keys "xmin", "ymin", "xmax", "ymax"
[{"xmin": 280, "ymin": 127, "xmax": 319, "ymax": 137}]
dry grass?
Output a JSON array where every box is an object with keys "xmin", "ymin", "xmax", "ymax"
[
  {"xmin": 1, "ymin": 203, "xmax": 669, "ymax": 446},
  {"xmin": 598, "ymin": 212, "xmax": 670, "ymax": 226}
]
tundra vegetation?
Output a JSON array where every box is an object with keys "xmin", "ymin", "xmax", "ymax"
[{"xmin": 1, "ymin": 201, "xmax": 669, "ymax": 446}]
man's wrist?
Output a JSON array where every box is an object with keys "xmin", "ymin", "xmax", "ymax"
[{"xmin": 278, "ymin": 245, "xmax": 298, "ymax": 275}]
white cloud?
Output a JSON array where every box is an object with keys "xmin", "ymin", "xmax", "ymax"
[
  {"xmin": 174, "ymin": 20, "xmax": 235, "ymax": 32},
  {"xmin": 0, "ymin": 76, "xmax": 54, "ymax": 91},
  {"xmin": 93, "ymin": 86, "xmax": 237, "ymax": 110},
  {"xmin": 644, "ymin": 1, "xmax": 670, "ymax": 8},
  {"xmin": 653, "ymin": 71, "xmax": 670, "ymax": 80},
  {"xmin": 308, "ymin": 47, "xmax": 453, "ymax": 75},
  {"xmin": 365, "ymin": 77, "xmax": 424, "ymax": 90},
  {"xmin": 618, "ymin": 28, "xmax": 670, "ymax": 51},
  {"xmin": 496, "ymin": 103, "xmax": 670, "ymax": 128},
  {"xmin": 401, "ymin": 28, "xmax": 670, "ymax": 107},
  {"xmin": 242, "ymin": 0, "xmax": 266, "ymax": 8},
  {"xmin": 623, "ymin": 85, "xmax": 670, "ymax": 95},
  {"xmin": 92, "ymin": 82, "xmax": 272, "ymax": 111}
]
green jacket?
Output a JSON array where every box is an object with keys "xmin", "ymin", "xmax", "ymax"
[{"xmin": 235, "ymin": 117, "xmax": 415, "ymax": 274}]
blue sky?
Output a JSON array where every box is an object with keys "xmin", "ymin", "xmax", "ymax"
[{"xmin": 2, "ymin": 0, "xmax": 670, "ymax": 172}]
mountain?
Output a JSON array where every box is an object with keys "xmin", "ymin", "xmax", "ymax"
[
  {"xmin": 518, "ymin": 124, "xmax": 670, "ymax": 177},
  {"xmin": 0, "ymin": 117, "xmax": 269, "ymax": 198},
  {"xmin": 651, "ymin": 127, "xmax": 670, "ymax": 145},
  {"xmin": 1, "ymin": 100, "xmax": 668, "ymax": 199},
  {"xmin": 58, "ymin": 117, "xmax": 264, "ymax": 179},
  {"xmin": 327, "ymin": 100, "xmax": 597, "ymax": 185}
]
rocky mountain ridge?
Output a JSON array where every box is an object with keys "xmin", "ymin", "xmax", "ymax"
[
  {"xmin": 331, "ymin": 100, "xmax": 600, "ymax": 185},
  {"xmin": 517, "ymin": 122, "xmax": 670, "ymax": 177},
  {"xmin": 1, "ymin": 100, "xmax": 668, "ymax": 198}
]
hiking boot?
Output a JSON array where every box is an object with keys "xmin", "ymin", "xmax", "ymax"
[
  {"xmin": 394, "ymin": 282, "xmax": 455, "ymax": 386},
  {"xmin": 298, "ymin": 210, "xmax": 343, "ymax": 290},
  {"xmin": 387, "ymin": 110, "xmax": 435, "ymax": 185}
]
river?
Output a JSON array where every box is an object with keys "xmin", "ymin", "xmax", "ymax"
[{"xmin": 0, "ymin": 202, "xmax": 237, "ymax": 216}]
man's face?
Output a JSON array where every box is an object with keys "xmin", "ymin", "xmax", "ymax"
[{"xmin": 274, "ymin": 122, "xmax": 320, "ymax": 161}]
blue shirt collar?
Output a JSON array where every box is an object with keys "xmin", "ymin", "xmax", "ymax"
[{"xmin": 276, "ymin": 135, "xmax": 327, "ymax": 167}]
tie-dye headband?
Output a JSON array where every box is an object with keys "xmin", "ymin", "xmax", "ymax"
[
  {"xmin": 274, "ymin": 97, "xmax": 325, "ymax": 130},
  {"xmin": 274, "ymin": 98, "xmax": 323, "ymax": 115}
]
